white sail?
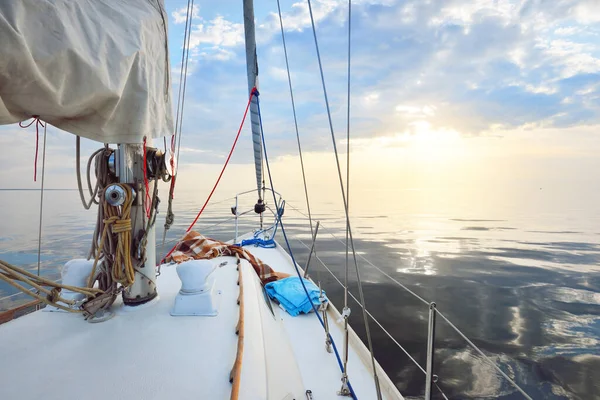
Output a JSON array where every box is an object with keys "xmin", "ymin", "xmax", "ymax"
[{"xmin": 0, "ymin": 0, "xmax": 173, "ymax": 144}]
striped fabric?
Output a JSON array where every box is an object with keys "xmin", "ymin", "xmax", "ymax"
[{"xmin": 166, "ymin": 231, "xmax": 288, "ymax": 284}]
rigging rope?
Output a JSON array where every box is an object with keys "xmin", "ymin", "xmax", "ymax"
[
  {"xmin": 76, "ymin": 136, "xmax": 112, "ymax": 210},
  {"xmin": 19, "ymin": 116, "xmax": 44, "ymax": 181},
  {"xmin": 254, "ymin": 91, "xmax": 358, "ymax": 400},
  {"xmin": 0, "ymin": 260, "xmax": 102, "ymax": 313},
  {"xmin": 305, "ymin": 1, "xmax": 382, "ymax": 397},
  {"xmin": 160, "ymin": 88, "xmax": 259, "ymax": 264}
]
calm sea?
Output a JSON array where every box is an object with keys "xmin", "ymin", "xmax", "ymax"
[{"xmin": 1, "ymin": 184, "xmax": 599, "ymax": 399}]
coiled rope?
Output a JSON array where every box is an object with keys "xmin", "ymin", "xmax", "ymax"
[
  {"xmin": 89, "ymin": 184, "xmax": 136, "ymax": 290},
  {"xmin": 76, "ymin": 136, "xmax": 115, "ymax": 210},
  {"xmin": 0, "ymin": 182, "xmax": 134, "ymax": 315}
]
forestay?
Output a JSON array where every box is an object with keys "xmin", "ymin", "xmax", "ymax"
[{"xmin": 0, "ymin": 0, "xmax": 173, "ymax": 144}]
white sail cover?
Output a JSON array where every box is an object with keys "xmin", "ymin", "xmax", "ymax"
[{"xmin": 0, "ymin": 0, "xmax": 173, "ymax": 144}]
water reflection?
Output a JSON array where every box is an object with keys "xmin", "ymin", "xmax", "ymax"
[{"xmin": 0, "ymin": 189, "xmax": 599, "ymax": 399}]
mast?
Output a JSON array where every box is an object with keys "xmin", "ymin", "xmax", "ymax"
[
  {"xmin": 117, "ymin": 144, "xmax": 158, "ymax": 305},
  {"xmin": 243, "ymin": 0, "xmax": 263, "ymax": 200}
]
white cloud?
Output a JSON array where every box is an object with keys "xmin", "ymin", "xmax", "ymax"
[
  {"xmin": 554, "ymin": 26, "xmax": 581, "ymax": 36},
  {"xmin": 172, "ymin": 4, "xmax": 199, "ymax": 25},
  {"xmin": 176, "ymin": 0, "xmax": 394, "ymax": 62},
  {"xmin": 573, "ymin": 2, "xmax": 600, "ymax": 24},
  {"xmin": 188, "ymin": 16, "xmax": 244, "ymax": 49},
  {"xmin": 362, "ymin": 92, "xmax": 380, "ymax": 105},
  {"xmin": 536, "ymin": 39, "xmax": 600, "ymax": 78},
  {"xmin": 524, "ymin": 84, "xmax": 557, "ymax": 95},
  {"xmin": 429, "ymin": 0, "xmax": 520, "ymax": 28},
  {"xmin": 268, "ymin": 66, "xmax": 289, "ymax": 82},
  {"xmin": 396, "ymin": 105, "xmax": 436, "ymax": 117}
]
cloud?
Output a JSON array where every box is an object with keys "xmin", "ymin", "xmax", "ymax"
[
  {"xmin": 5, "ymin": 0, "xmax": 600, "ymax": 189},
  {"xmin": 395, "ymin": 105, "xmax": 437, "ymax": 118},
  {"xmin": 172, "ymin": 4, "xmax": 199, "ymax": 25},
  {"xmin": 188, "ymin": 16, "xmax": 244, "ymax": 49}
]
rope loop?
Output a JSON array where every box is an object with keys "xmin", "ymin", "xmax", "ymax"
[{"xmin": 19, "ymin": 115, "xmax": 45, "ymax": 182}]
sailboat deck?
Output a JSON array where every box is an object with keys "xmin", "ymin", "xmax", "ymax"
[
  {"xmin": 245, "ymin": 237, "xmax": 403, "ymax": 400},
  {"xmin": 0, "ymin": 234, "xmax": 402, "ymax": 399},
  {"xmin": 0, "ymin": 256, "xmax": 240, "ymax": 399}
]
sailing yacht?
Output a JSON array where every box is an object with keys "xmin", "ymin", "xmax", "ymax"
[{"xmin": 0, "ymin": 1, "xmax": 533, "ymax": 399}]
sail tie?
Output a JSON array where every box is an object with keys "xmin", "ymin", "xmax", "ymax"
[{"xmin": 19, "ymin": 115, "xmax": 45, "ymax": 182}]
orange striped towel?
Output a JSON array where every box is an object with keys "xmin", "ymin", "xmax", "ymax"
[{"xmin": 166, "ymin": 231, "xmax": 288, "ymax": 284}]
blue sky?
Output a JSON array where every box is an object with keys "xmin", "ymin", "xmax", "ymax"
[
  {"xmin": 163, "ymin": 0, "xmax": 600, "ymax": 158},
  {"xmin": 1, "ymin": 0, "xmax": 600, "ymax": 189}
]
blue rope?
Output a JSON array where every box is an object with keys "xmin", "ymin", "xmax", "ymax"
[
  {"xmin": 238, "ymin": 237, "xmax": 276, "ymax": 248},
  {"xmin": 237, "ymin": 201, "xmax": 285, "ymax": 248},
  {"xmin": 255, "ymin": 91, "xmax": 358, "ymax": 399}
]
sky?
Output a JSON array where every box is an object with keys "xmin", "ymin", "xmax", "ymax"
[{"xmin": 1, "ymin": 0, "xmax": 600, "ymax": 204}]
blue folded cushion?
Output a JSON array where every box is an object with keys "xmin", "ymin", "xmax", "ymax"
[{"xmin": 265, "ymin": 276, "xmax": 326, "ymax": 317}]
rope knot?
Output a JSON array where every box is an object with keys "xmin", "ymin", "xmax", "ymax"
[
  {"xmin": 47, "ymin": 287, "xmax": 61, "ymax": 303},
  {"xmin": 251, "ymin": 87, "xmax": 259, "ymax": 97}
]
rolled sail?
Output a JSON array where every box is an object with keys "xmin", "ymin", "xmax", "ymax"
[{"xmin": 0, "ymin": 0, "xmax": 173, "ymax": 144}]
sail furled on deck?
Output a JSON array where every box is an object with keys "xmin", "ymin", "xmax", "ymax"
[
  {"xmin": 243, "ymin": 0, "xmax": 263, "ymax": 198},
  {"xmin": 0, "ymin": 0, "xmax": 173, "ymax": 144}
]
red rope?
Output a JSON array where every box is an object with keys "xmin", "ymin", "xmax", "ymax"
[
  {"xmin": 19, "ymin": 116, "xmax": 45, "ymax": 182},
  {"xmin": 161, "ymin": 88, "xmax": 258, "ymax": 263},
  {"xmin": 168, "ymin": 140, "xmax": 177, "ymax": 200},
  {"xmin": 142, "ymin": 137, "xmax": 152, "ymax": 218}
]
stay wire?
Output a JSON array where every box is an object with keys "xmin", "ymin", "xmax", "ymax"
[
  {"xmin": 275, "ymin": 0, "xmax": 314, "ymax": 239},
  {"xmin": 306, "ymin": 0, "xmax": 382, "ymax": 397},
  {"xmin": 161, "ymin": 0, "xmax": 195, "ymax": 254},
  {"xmin": 36, "ymin": 122, "xmax": 48, "ymax": 279},
  {"xmin": 343, "ymin": 0, "xmax": 352, "ymax": 383},
  {"xmin": 172, "ymin": 0, "xmax": 192, "ymax": 153},
  {"xmin": 174, "ymin": 0, "xmax": 195, "ymax": 177},
  {"xmin": 255, "ymin": 93, "xmax": 357, "ymax": 400}
]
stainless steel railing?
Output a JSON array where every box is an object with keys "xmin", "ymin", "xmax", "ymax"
[{"xmin": 233, "ymin": 188, "xmax": 282, "ymax": 243}]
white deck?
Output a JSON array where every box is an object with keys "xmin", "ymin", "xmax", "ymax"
[
  {"xmin": 0, "ymin": 233, "xmax": 402, "ymax": 400},
  {"xmin": 245, "ymin": 237, "xmax": 403, "ymax": 400}
]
